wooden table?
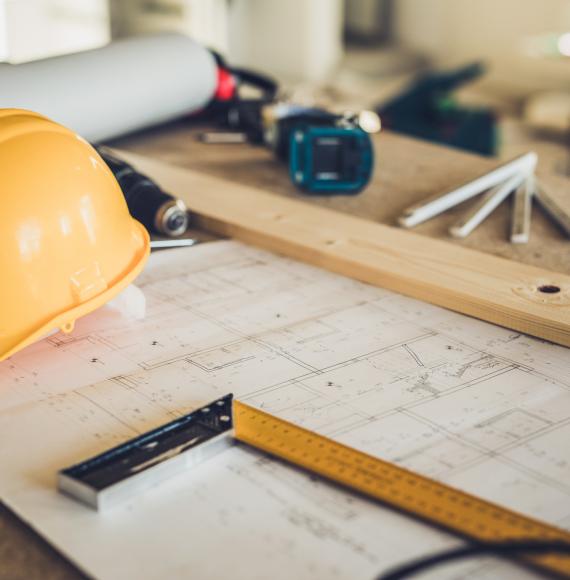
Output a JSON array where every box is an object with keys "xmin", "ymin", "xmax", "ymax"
[
  {"xmin": 115, "ymin": 120, "xmax": 570, "ymax": 274},
  {"xmin": 1, "ymin": 121, "xmax": 568, "ymax": 580}
]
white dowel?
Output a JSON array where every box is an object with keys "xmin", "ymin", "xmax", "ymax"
[
  {"xmin": 449, "ymin": 172, "xmax": 525, "ymax": 239},
  {"xmin": 398, "ymin": 152, "xmax": 537, "ymax": 228},
  {"xmin": 510, "ymin": 178, "xmax": 534, "ymax": 244}
]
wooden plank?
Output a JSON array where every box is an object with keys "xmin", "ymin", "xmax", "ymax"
[
  {"xmin": 115, "ymin": 125, "xmax": 570, "ymax": 276},
  {"xmin": 118, "ymin": 150, "xmax": 570, "ymax": 348}
]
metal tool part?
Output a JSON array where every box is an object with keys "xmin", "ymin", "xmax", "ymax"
[
  {"xmin": 58, "ymin": 395, "xmax": 234, "ymax": 510},
  {"xmin": 354, "ymin": 110, "xmax": 382, "ymax": 134},
  {"xmin": 98, "ymin": 148, "xmax": 190, "ymax": 238},
  {"xmin": 154, "ymin": 199, "xmax": 190, "ymax": 237},
  {"xmin": 59, "ymin": 393, "xmax": 570, "ymax": 576},
  {"xmin": 150, "ymin": 238, "xmax": 198, "ymax": 250},
  {"xmin": 198, "ymin": 132, "xmax": 249, "ymax": 144}
]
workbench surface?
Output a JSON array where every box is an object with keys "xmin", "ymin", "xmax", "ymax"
[
  {"xmin": 115, "ymin": 121, "xmax": 570, "ymax": 274},
  {"xmin": 1, "ymin": 121, "xmax": 568, "ymax": 580}
]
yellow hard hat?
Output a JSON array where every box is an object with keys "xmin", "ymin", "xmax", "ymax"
[{"xmin": 0, "ymin": 109, "xmax": 150, "ymax": 361}]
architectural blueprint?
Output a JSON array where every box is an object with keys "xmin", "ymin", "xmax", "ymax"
[{"xmin": 1, "ymin": 240, "xmax": 569, "ymax": 579}]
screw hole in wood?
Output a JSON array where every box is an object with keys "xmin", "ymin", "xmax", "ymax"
[{"xmin": 538, "ymin": 285, "xmax": 561, "ymax": 294}]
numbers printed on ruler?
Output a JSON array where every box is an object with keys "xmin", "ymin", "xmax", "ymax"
[{"xmin": 233, "ymin": 400, "xmax": 570, "ymax": 577}]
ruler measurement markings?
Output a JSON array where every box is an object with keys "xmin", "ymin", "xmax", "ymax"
[{"xmin": 234, "ymin": 400, "xmax": 570, "ymax": 577}]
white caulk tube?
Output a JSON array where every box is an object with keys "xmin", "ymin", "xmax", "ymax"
[{"xmin": 0, "ymin": 33, "xmax": 218, "ymax": 142}]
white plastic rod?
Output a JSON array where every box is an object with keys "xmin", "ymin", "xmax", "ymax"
[
  {"xmin": 449, "ymin": 172, "xmax": 525, "ymax": 238},
  {"xmin": 510, "ymin": 178, "xmax": 534, "ymax": 244},
  {"xmin": 399, "ymin": 152, "xmax": 537, "ymax": 228}
]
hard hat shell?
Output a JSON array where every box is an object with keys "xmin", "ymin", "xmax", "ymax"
[{"xmin": 0, "ymin": 109, "xmax": 150, "ymax": 361}]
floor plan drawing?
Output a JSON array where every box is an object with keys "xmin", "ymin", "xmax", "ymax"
[{"xmin": 1, "ymin": 240, "xmax": 569, "ymax": 579}]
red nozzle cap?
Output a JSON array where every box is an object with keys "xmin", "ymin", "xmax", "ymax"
[{"xmin": 215, "ymin": 67, "xmax": 237, "ymax": 101}]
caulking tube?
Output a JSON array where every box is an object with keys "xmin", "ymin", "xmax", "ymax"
[{"xmin": 0, "ymin": 33, "xmax": 218, "ymax": 142}]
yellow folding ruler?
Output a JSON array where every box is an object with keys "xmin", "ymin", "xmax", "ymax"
[
  {"xmin": 59, "ymin": 394, "xmax": 570, "ymax": 577},
  {"xmin": 234, "ymin": 399, "xmax": 570, "ymax": 578}
]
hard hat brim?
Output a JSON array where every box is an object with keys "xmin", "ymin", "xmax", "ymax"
[{"xmin": 0, "ymin": 220, "xmax": 150, "ymax": 362}]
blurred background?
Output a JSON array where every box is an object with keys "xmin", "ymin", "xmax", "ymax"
[{"xmin": 1, "ymin": 0, "xmax": 569, "ymax": 174}]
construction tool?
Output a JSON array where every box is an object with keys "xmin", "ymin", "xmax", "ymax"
[
  {"xmin": 98, "ymin": 148, "xmax": 190, "ymax": 238},
  {"xmin": 203, "ymin": 104, "xmax": 378, "ymax": 194},
  {"xmin": 59, "ymin": 394, "xmax": 570, "ymax": 578},
  {"xmin": 202, "ymin": 53, "xmax": 379, "ymax": 194},
  {"xmin": 0, "ymin": 31, "xmax": 378, "ymax": 195},
  {"xmin": 398, "ymin": 151, "xmax": 570, "ymax": 243},
  {"xmin": 377, "ymin": 63, "xmax": 498, "ymax": 157},
  {"xmin": 58, "ymin": 395, "xmax": 234, "ymax": 510},
  {"xmin": 150, "ymin": 239, "xmax": 198, "ymax": 250}
]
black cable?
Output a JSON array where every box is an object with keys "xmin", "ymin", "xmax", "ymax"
[
  {"xmin": 377, "ymin": 540, "xmax": 570, "ymax": 580},
  {"xmin": 210, "ymin": 50, "xmax": 278, "ymax": 101},
  {"xmin": 229, "ymin": 66, "xmax": 278, "ymax": 101}
]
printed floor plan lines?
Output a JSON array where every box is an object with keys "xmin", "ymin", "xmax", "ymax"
[{"xmin": 1, "ymin": 240, "xmax": 569, "ymax": 580}]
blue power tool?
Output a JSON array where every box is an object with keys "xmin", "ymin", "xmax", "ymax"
[
  {"xmin": 267, "ymin": 105, "xmax": 376, "ymax": 195},
  {"xmin": 202, "ymin": 54, "xmax": 379, "ymax": 195}
]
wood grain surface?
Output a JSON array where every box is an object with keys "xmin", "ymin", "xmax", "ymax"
[
  {"xmin": 114, "ymin": 120, "xmax": 570, "ymax": 275},
  {"xmin": 116, "ymin": 148, "xmax": 570, "ymax": 347},
  {"xmin": 0, "ymin": 504, "xmax": 84, "ymax": 580}
]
